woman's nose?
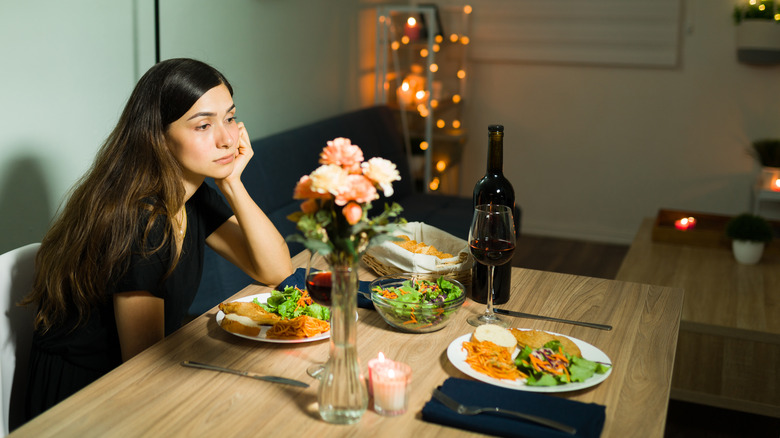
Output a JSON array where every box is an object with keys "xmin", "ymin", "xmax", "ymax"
[{"xmin": 217, "ymin": 123, "xmax": 235, "ymax": 149}]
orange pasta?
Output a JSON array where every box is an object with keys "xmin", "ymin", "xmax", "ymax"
[
  {"xmin": 463, "ymin": 340, "xmax": 526, "ymax": 381},
  {"xmin": 266, "ymin": 315, "xmax": 330, "ymax": 339}
]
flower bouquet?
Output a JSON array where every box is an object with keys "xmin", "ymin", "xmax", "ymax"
[
  {"xmin": 286, "ymin": 137, "xmax": 406, "ymax": 424},
  {"xmin": 287, "ymin": 137, "xmax": 406, "ymax": 264}
]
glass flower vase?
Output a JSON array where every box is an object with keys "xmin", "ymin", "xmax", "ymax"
[{"xmin": 317, "ymin": 260, "xmax": 367, "ymax": 424}]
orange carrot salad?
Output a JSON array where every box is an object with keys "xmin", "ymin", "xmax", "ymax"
[
  {"xmin": 462, "ymin": 340, "xmax": 527, "ymax": 381},
  {"xmin": 266, "ymin": 315, "xmax": 330, "ymax": 339}
]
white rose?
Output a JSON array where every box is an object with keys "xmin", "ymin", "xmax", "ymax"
[
  {"xmin": 361, "ymin": 157, "xmax": 401, "ymax": 197},
  {"xmin": 309, "ymin": 164, "xmax": 349, "ymax": 196}
]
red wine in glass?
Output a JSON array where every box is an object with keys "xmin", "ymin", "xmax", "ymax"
[
  {"xmin": 469, "ymin": 238, "xmax": 515, "ymax": 266},
  {"xmin": 306, "ymin": 270, "xmax": 333, "ymax": 306}
]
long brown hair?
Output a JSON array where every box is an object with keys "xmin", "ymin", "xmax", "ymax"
[{"xmin": 22, "ymin": 58, "xmax": 233, "ymax": 332}]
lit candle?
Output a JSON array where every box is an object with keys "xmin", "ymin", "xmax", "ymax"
[
  {"xmin": 397, "ymin": 81, "xmax": 413, "ymax": 106},
  {"xmin": 772, "ymin": 178, "xmax": 780, "ymax": 192},
  {"xmin": 368, "ymin": 353, "xmax": 411, "ymax": 416},
  {"xmin": 674, "ymin": 216, "xmax": 696, "ymax": 230},
  {"xmin": 404, "ymin": 17, "xmax": 420, "ymax": 40},
  {"xmin": 366, "ymin": 352, "xmax": 387, "ymax": 397}
]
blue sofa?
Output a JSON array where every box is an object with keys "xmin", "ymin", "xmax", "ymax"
[{"xmin": 189, "ymin": 105, "xmax": 474, "ymax": 316}]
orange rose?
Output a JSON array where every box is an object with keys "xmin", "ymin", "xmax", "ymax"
[{"xmin": 342, "ymin": 202, "xmax": 363, "ymax": 225}]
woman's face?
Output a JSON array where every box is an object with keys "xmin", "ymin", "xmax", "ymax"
[{"xmin": 166, "ymin": 84, "xmax": 239, "ymax": 185}]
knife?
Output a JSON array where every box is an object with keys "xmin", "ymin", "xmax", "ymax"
[
  {"xmin": 494, "ymin": 308, "xmax": 612, "ymax": 331},
  {"xmin": 181, "ymin": 361, "xmax": 310, "ymax": 388}
]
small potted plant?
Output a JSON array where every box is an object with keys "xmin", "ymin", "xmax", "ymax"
[
  {"xmin": 725, "ymin": 213, "xmax": 774, "ymax": 264},
  {"xmin": 733, "ymin": 0, "xmax": 780, "ymax": 65}
]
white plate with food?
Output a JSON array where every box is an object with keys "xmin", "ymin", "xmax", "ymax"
[
  {"xmin": 447, "ymin": 328, "xmax": 612, "ymax": 393},
  {"xmin": 216, "ymin": 293, "xmax": 330, "ymax": 344}
]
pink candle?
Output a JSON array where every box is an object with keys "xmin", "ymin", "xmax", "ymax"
[
  {"xmin": 368, "ymin": 353, "xmax": 411, "ymax": 416},
  {"xmin": 366, "ymin": 352, "xmax": 388, "ymax": 397}
]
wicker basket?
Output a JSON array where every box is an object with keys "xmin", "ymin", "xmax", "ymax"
[
  {"xmin": 362, "ymin": 252, "xmax": 472, "ymax": 285},
  {"xmin": 361, "ymin": 222, "xmax": 473, "ymax": 285}
]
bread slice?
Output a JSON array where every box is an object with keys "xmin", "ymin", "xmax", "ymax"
[
  {"xmin": 218, "ymin": 301, "xmax": 281, "ymax": 325},
  {"xmin": 472, "ymin": 325, "xmax": 517, "ymax": 351},
  {"xmin": 220, "ymin": 313, "xmax": 263, "ymax": 337},
  {"xmin": 510, "ymin": 329, "xmax": 582, "ymax": 357}
]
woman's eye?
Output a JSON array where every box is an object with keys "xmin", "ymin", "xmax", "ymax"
[
  {"xmin": 196, "ymin": 123, "xmax": 210, "ymax": 131},
  {"xmin": 226, "ymin": 116, "xmax": 237, "ymax": 124}
]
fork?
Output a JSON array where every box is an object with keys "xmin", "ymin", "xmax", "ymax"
[{"xmin": 432, "ymin": 388, "xmax": 577, "ymax": 435}]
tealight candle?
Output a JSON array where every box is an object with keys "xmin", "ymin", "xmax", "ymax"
[
  {"xmin": 674, "ymin": 216, "xmax": 696, "ymax": 231},
  {"xmin": 772, "ymin": 178, "xmax": 780, "ymax": 192},
  {"xmin": 368, "ymin": 354, "xmax": 411, "ymax": 416}
]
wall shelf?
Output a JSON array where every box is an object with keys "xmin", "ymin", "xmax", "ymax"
[{"xmin": 375, "ymin": 4, "xmax": 471, "ymax": 193}]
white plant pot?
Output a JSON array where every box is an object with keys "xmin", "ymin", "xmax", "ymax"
[
  {"xmin": 731, "ymin": 240, "xmax": 765, "ymax": 265},
  {"xmin": 736, "ymin": 20, "xmax": 780, "ymax": 65}
]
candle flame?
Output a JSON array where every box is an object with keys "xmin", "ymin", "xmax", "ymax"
[{"xmin": 378, "ymin": 351, "xmax": 385, "ymax": 361}]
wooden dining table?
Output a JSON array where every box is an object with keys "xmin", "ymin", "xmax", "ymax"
[{"xmin": 11, "ymin": 251, "xmax": 683, "ymax": 437}]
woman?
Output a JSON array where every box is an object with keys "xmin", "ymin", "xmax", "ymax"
[{"xmin": 21, "ymin": 58, "xmax": 293, "ymax": 419}]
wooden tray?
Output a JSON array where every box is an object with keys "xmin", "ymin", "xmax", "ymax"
[{"xmin": 652, "ymin": 209, "xmax": 780, "ymax": 249}]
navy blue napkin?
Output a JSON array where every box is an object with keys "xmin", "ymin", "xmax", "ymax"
[
  {"xmin": 276, "ymin": 267, "xmax": 374, "ymax": 309},
  {"xmin": 422, "ymin": 377, "xmax": 606, "ymax": 438}
]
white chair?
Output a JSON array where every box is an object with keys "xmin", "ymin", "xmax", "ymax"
[{"xmin": 0, "ymin": 243, "xmax": 39, "ymax": 436}]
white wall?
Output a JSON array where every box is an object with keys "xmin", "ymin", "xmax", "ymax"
[
  {"xmin": 0, "ymin": 0, "xmax": 361, "ymax": 254},
  {"xmin": 457, "ymin": 0, "xmax": 780, "ymax": 243},
  {"xmin": 158, "ymin": 0, "xmax": 363, "ymax": 137},
  {"xmin": 0, "ymin": 1, "xmax": 147, "ymax": 254}
]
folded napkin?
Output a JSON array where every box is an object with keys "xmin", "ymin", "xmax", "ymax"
[
  {"xmin": 276, "ymin": 267, "xmax": 374, "ymax": 309},
  {"xmin": 422, "ymin": 377, "xmax": 606, "ymax": 438}
]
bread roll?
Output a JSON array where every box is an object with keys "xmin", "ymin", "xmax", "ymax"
[
  {"xmin": 220, "ymin": 313, "xmax": 263, "ymax": 337},
  {"xmin": 472, "ymin": 325, "xmax": 517, "ymax": 351}
]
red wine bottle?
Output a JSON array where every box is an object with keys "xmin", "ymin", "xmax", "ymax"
[{"xmin": 470, "ymin": 125, "xmax": 519, "ymax": 305}]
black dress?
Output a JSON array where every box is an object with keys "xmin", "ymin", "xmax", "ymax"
[{"xmin": 24, "ymin": 182, "xmax": 233, "ymax": 421}]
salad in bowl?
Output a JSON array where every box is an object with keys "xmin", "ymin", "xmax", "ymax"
[{"xmin": 368, "ymin": 274, "xmax": 465, "ymax": 333}]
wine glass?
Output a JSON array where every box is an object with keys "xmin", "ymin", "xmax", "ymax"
[
  {"xmin": 306, "ymin": 253, "xmax": 333, "ymax": 307},
  {"xmin": 304, "ymin": 250, "xmax": 331, "ymax": 378},
  {"xmin": 467, "ymin": 204, "xmax": 516, "ymax": 327}
]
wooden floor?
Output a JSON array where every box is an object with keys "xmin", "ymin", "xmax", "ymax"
[{"xmin": 511, "ymin": 234, "xmax": 780, "ymax": 438}]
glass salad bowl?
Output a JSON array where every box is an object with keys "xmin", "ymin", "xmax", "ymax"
[{"xmin": 367, "ymin": 273, "xmax": 466, "ymax": 333}]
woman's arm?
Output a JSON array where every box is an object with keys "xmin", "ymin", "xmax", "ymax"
[
  {"xmin": 207, "ymin": 122, "xmax": 293, "ymax": 286},
  {"xmin": 114, "ymin": 291, "xmax": 164, "ymax": 361}
]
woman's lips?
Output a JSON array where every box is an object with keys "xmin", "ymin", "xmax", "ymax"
[{"xmin": 215, "ymin": 154, "xmax": 235, "ymax": 165}]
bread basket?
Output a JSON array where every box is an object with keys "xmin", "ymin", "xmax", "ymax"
[{"xmin": 362, "ymin": 222, "xmax": 473, "ymax": 285}]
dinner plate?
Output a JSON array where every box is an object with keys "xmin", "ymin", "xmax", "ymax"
[
  {"xmin": 215, "ymin": 293, "xmax": 329, "ymax": 344},
  {"xmin": 447, "ymin": 329, "xmax": 612, "ymax": 393}
]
